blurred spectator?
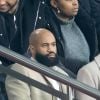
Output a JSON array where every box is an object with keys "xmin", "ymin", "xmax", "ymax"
[
  {"xmin": 76, "ymin": 54, "xmax": 100, "ymax": 100},
  {"xmin": 0, "ymin": 0, "xmax": 24, "ymax": 65},
  {"xmin": 77, "ymin": 0, "xmax": 100, "ymax": 51},
  {"xmin": 0, "ymin": 0, "xmax": 24, "ymax": 99}
]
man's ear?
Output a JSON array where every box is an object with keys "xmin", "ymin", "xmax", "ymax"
[
  {"xmin": 50, "ymin": 0, "xmax": 57, "ymax": 8},
  {"xmin": 29, "ymin": 45, "xmax": 35, "ymax": 56}
]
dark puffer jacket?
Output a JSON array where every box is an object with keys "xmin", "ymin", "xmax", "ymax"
[{"xmin": 78, "ymin": 0, "xmax": 100, "ymax": 51}]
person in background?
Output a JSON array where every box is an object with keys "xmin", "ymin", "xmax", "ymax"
[
  {"xmin": 0, "ymin": 0, "xmax": 24, "ymax": 99},
  {"xmin": 5, "ymin": 28, "xmax": 74, "ymax": 100},
  {"xmin": 77, "ymin": 0, "xmax": 100, "ymax": 52},
  {"xmin": 22, "ymin": 0, "xmax": 98, "ymax": 74},
  {"xmin": 76, "ymin": 54, "xmax": 100, "ymax": 100},
  {"xmin": 0, "ymin": 0, "xmax": 24, "ymax": 65}
]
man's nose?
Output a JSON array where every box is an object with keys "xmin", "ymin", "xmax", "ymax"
[{"xmin": 47, "ymin": 45, "xmax": 55, "ymax": 52}]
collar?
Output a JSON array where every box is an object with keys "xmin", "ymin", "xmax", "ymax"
[
  {"xmin": 95, "ymin": 54, "xmax": 100, "ymax": 68},
  {"xmin": 31, "ymin": 57, "xmax": 36, "ymax": 61},
  {"xmin": 57, "ymin": 16, "xmax": 75, "ymax": 25}
]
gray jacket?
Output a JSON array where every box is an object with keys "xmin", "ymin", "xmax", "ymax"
[{"xmin": 76, "ymin": 54, "xmax": 100, "ymax": 100}]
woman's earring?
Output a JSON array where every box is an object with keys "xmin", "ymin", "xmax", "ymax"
[{"xmin": 57, "ymin": 8, "xmax": 60, "ymax": 13}]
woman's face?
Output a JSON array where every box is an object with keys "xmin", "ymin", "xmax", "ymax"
[{"xmin": 51, "ymin": 0, "xmax": 79, "ymax": 18}]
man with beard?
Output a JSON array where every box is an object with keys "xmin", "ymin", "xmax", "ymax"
[{"xmin": 5, "ymin": 28, "xmax": 74, "ymax": 100}]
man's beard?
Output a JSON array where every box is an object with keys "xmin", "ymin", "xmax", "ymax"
[{"xmin": 35, "ymin": 52, "xmax": 59, "ymax": 67}]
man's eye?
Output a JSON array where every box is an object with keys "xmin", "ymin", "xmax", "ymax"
[
  {"xmin": 42, "ymin": 44, "xmax": 48, "ymax": 47},
  {"xmin": 52, "ymin": 43, "xmax": 56, "ymax": 46},
  {"xmin": 65, "ymin": 0, "xmax": 73, "ymax": 1}
]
